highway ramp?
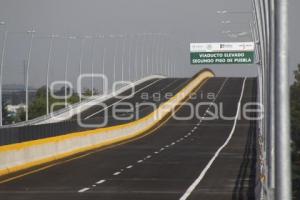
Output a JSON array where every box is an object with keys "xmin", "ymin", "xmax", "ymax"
[
  {"xmin": 0, "ymin": 77, "xmax": 258, "ymax": 200},
  {"xmin": 73, "ymin": 77, "xmax": 191, "ymax": 126}
]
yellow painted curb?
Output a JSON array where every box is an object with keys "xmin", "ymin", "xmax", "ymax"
[{"xmin": 0, "ymin": 70, "xmax": 214, "ymax": 177}]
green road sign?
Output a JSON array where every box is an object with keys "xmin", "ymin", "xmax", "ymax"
[{"xmin": 190, "ymin": 42, "xmax": 255, "ymax": 65}]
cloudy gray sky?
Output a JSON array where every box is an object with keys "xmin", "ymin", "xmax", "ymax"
[{"xmin": 0, "ymin": 0, "xmax": 299, "ymax": 89}]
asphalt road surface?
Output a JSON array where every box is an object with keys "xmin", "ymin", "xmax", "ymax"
[
  {"xmin": 0, "ymin": 77, "xmax": 258, "ymax": 200},
  {"xmin": 75, "ymin": 77, "xmax": 191, "ymax": 127}
]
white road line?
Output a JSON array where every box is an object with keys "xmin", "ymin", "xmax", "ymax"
[
  {"xmin": 146, "ymin": 155, "xmax": 152, "ymax": 159},
  {"xmin": 85, "ymin": 79, "xmax": 162, "ymax": 119},
  {"xmin": 96, "ymin": 180, "xmax": 106, "ymax": 184},
  {"xmin": 154, "ymin": 151, "xmax": 159, "ymax": 154},
  {"xmin": 137, "ymin": 160, "xmax": 143, "ymax": 163},
  {"xmin": 78, "ymin": 187, "xmax": 90, "ymax": 193},
  {"xmin": 179, "ymin": 78, "xmax": 247, "ymax": 200},
  {"xmin": 126, "ymin": 165, "xmax": 133, "ymax": 169}
]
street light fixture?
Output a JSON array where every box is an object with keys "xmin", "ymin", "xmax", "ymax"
[
  {"xmin": 217, "ymin": 10, "xmax": 252, "ymax": 15},
  {"xmin": 227, "ymin": 31, "xmax": 250, "ymax": 38},
  {"xmin": 221, "ymin": 20, "xmax": 231, "ymax": 24},
  {"xmin": 221, "ymin": 30, "xmax": 231, "ymax": 34},
  {"xmin": 0, "ymin": 21, "xmax": 7, "ymax": 126},
  {"xmin": 64, "ymin": 36, "xmax": 76, "ymax": 107},
  {"xmin": 25, "ymin": 29, "xmax": 36, "ymax": 121},
  {"xmin": 46, "ymin": 34, "xmax": 59, "ymax": 115},
  {"xmin": 217, "ymin": 10, "xmax": 228, "ymax": 14}
]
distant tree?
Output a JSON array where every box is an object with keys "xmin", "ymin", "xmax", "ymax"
[
  {"xmin": 291, "ymin": 64, "xmax": 300, "ymax": 147},
  {"xmin": 28, "ymin": 85, "xmax": 80, "ymax": 119},
  {"xmin": 83, "ymin": 88, "xmax": 92, "ymax": 97},
  {"xmin": 291, "ymin": 64, "xmax": 300, "ymax": 200},
  {"xmin": 28, "ymin": 86, "xmax": 48, "ymax": 119},
  {"xmin": 16, "ymin": 107, "xmax": 26, "ymax": 122}
]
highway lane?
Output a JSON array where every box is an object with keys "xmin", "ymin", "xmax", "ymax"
[
  {"xmin": 76, "ymin": 77, "xmax": 191, "ymax": 127},
  {"xmin": 71, "ymin": 78, "xmax": 162, "ymax": 120},
  {"xmin": 0, "ymin": 77, "xmax": 257, "ymax": 200}
]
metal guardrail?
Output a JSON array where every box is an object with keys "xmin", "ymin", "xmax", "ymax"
[{"xmin": 1, "ymin": 75, "xmax": 165, "ymax": 128}]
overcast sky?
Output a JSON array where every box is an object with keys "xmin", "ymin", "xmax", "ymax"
[{"xmin": 0, "ymin": 0, "xmax": 299, "ymax": 89}]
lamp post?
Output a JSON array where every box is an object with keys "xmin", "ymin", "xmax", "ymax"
[
  {"xmin": 78, "ymin": 36, "xmax": 86, "ymax": 102},
  {"xmin": 151, "ymin": 34, "xmax": 157, "ymax": 75},
  {"xmin": 121, "ymin": 34, "xmax": 126, "ymax": 82},
  {"xmin": 274, "ymin": 0, "xmax": 291, "ymax": 199},
  {"xmin": 155, "ymin": 34, "xmax": 163, "ymax": 75},
  {"xmin": 0, "ymin": 21, "xmax": 7, "ymax": 126},
  {"xmin": 127, "ymin": 34, "xmax": 133, "ymax": 81},
  {"xmin": 46, "ymin": 34, "xmax": 59, "ymax": 115},
  {"xmin": 134, "ymin": 35, "xmax": 139, "ymax": 80},
  {"xmin": 25, "ymin": 29, "xmax": 36, "ymax": 121},
  {"xmin": 90, "ymin": 36, "xmax": 96, "ymax": 97},
  {"xmin": 102, "ymin": 47, "xmax": 106, "ymax": 81},
  {"xmin": 140, "ymin": 33, "xmax": 147, "ymax": 78},
  {"xmin": 94, "ymin": 35, "xmax": 105, "ymax": 95},
  {"xmin": 146, "ymin": 34, "xmax": 149, "ymax": 76},
  {"xmin": 64, "ymin": 36, "xmax": 76, "ymax": 108}
]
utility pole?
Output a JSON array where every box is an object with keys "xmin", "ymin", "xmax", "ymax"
[
  {"xmin": 274, "ymin": 0, "xmax": 291, "ymax": 199},
  {"xmin": 0, "ymin": 28, "xmax": 7, "ymax": 126},
  {"xmin": 25, "ymin": 29, "xmax": 35, "ymax": 121}
]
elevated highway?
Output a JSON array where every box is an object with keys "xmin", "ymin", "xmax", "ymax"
[{"xmin": 0, "ymin": 72, "xmax": 258, "ymax": 200}]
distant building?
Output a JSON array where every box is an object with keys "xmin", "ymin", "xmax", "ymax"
[{"xmin": 6, "ymin": 104, "xmax": 26, "ymax": 113}]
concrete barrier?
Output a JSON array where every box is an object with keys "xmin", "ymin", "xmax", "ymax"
[
  {"xmin": 0, "ymin": 70, "xmax": 214, "ymax": 177},
  {"xmin": 3, "ymin": 75, "xmax": 165, "ymax": 128}
]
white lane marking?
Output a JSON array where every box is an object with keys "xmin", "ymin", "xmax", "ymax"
[
  {"xmin": 96, "ymin": 180, "xmax": 106, "ymax": 184},
  {"xmin": 137, "ymin": 160, "xmax": 143, "ymax": 163},
  {"xmin": 160, "ymin": 148, "xmax": 165, "ymax": 151},
  {"xmin": 92, "ymin": 185, "xmax": 96, "ymax": 187},
  {"xmin": 85, "ymin": 79, "xmax": 162, "ymax": 119},
  {"xmin": 113, "ymin": 172, "xmax": 121, "ymax": 176},
  {"xmin": 126, "ymin": 165, "xmax": 133, "ymax": 169},
  {"xmin": 78, "ymin": 188, "xmax": 90, "ymax": 193},
  {"xmin": 154, "ymin": 151, "xmax": 159, "ymax": 154},
  {"xmin": 179, "ymin": 78, "xmax": 247, "ymax": 200},
  {"xmin": 146, "ymin": 155, "xmax": 152, "ymax": 159}
]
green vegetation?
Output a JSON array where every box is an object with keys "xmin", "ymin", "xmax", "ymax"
[
  {"xmin": 291, "ymin": 64, "xmax": 300, "ymax": 199},
  {"xmin": 1, "ymin": 86, "xmax": 96, "ymax": 124},
  {"xmin": 27, "ymin": 86, "xmax": 80, "ymax": 120}
]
